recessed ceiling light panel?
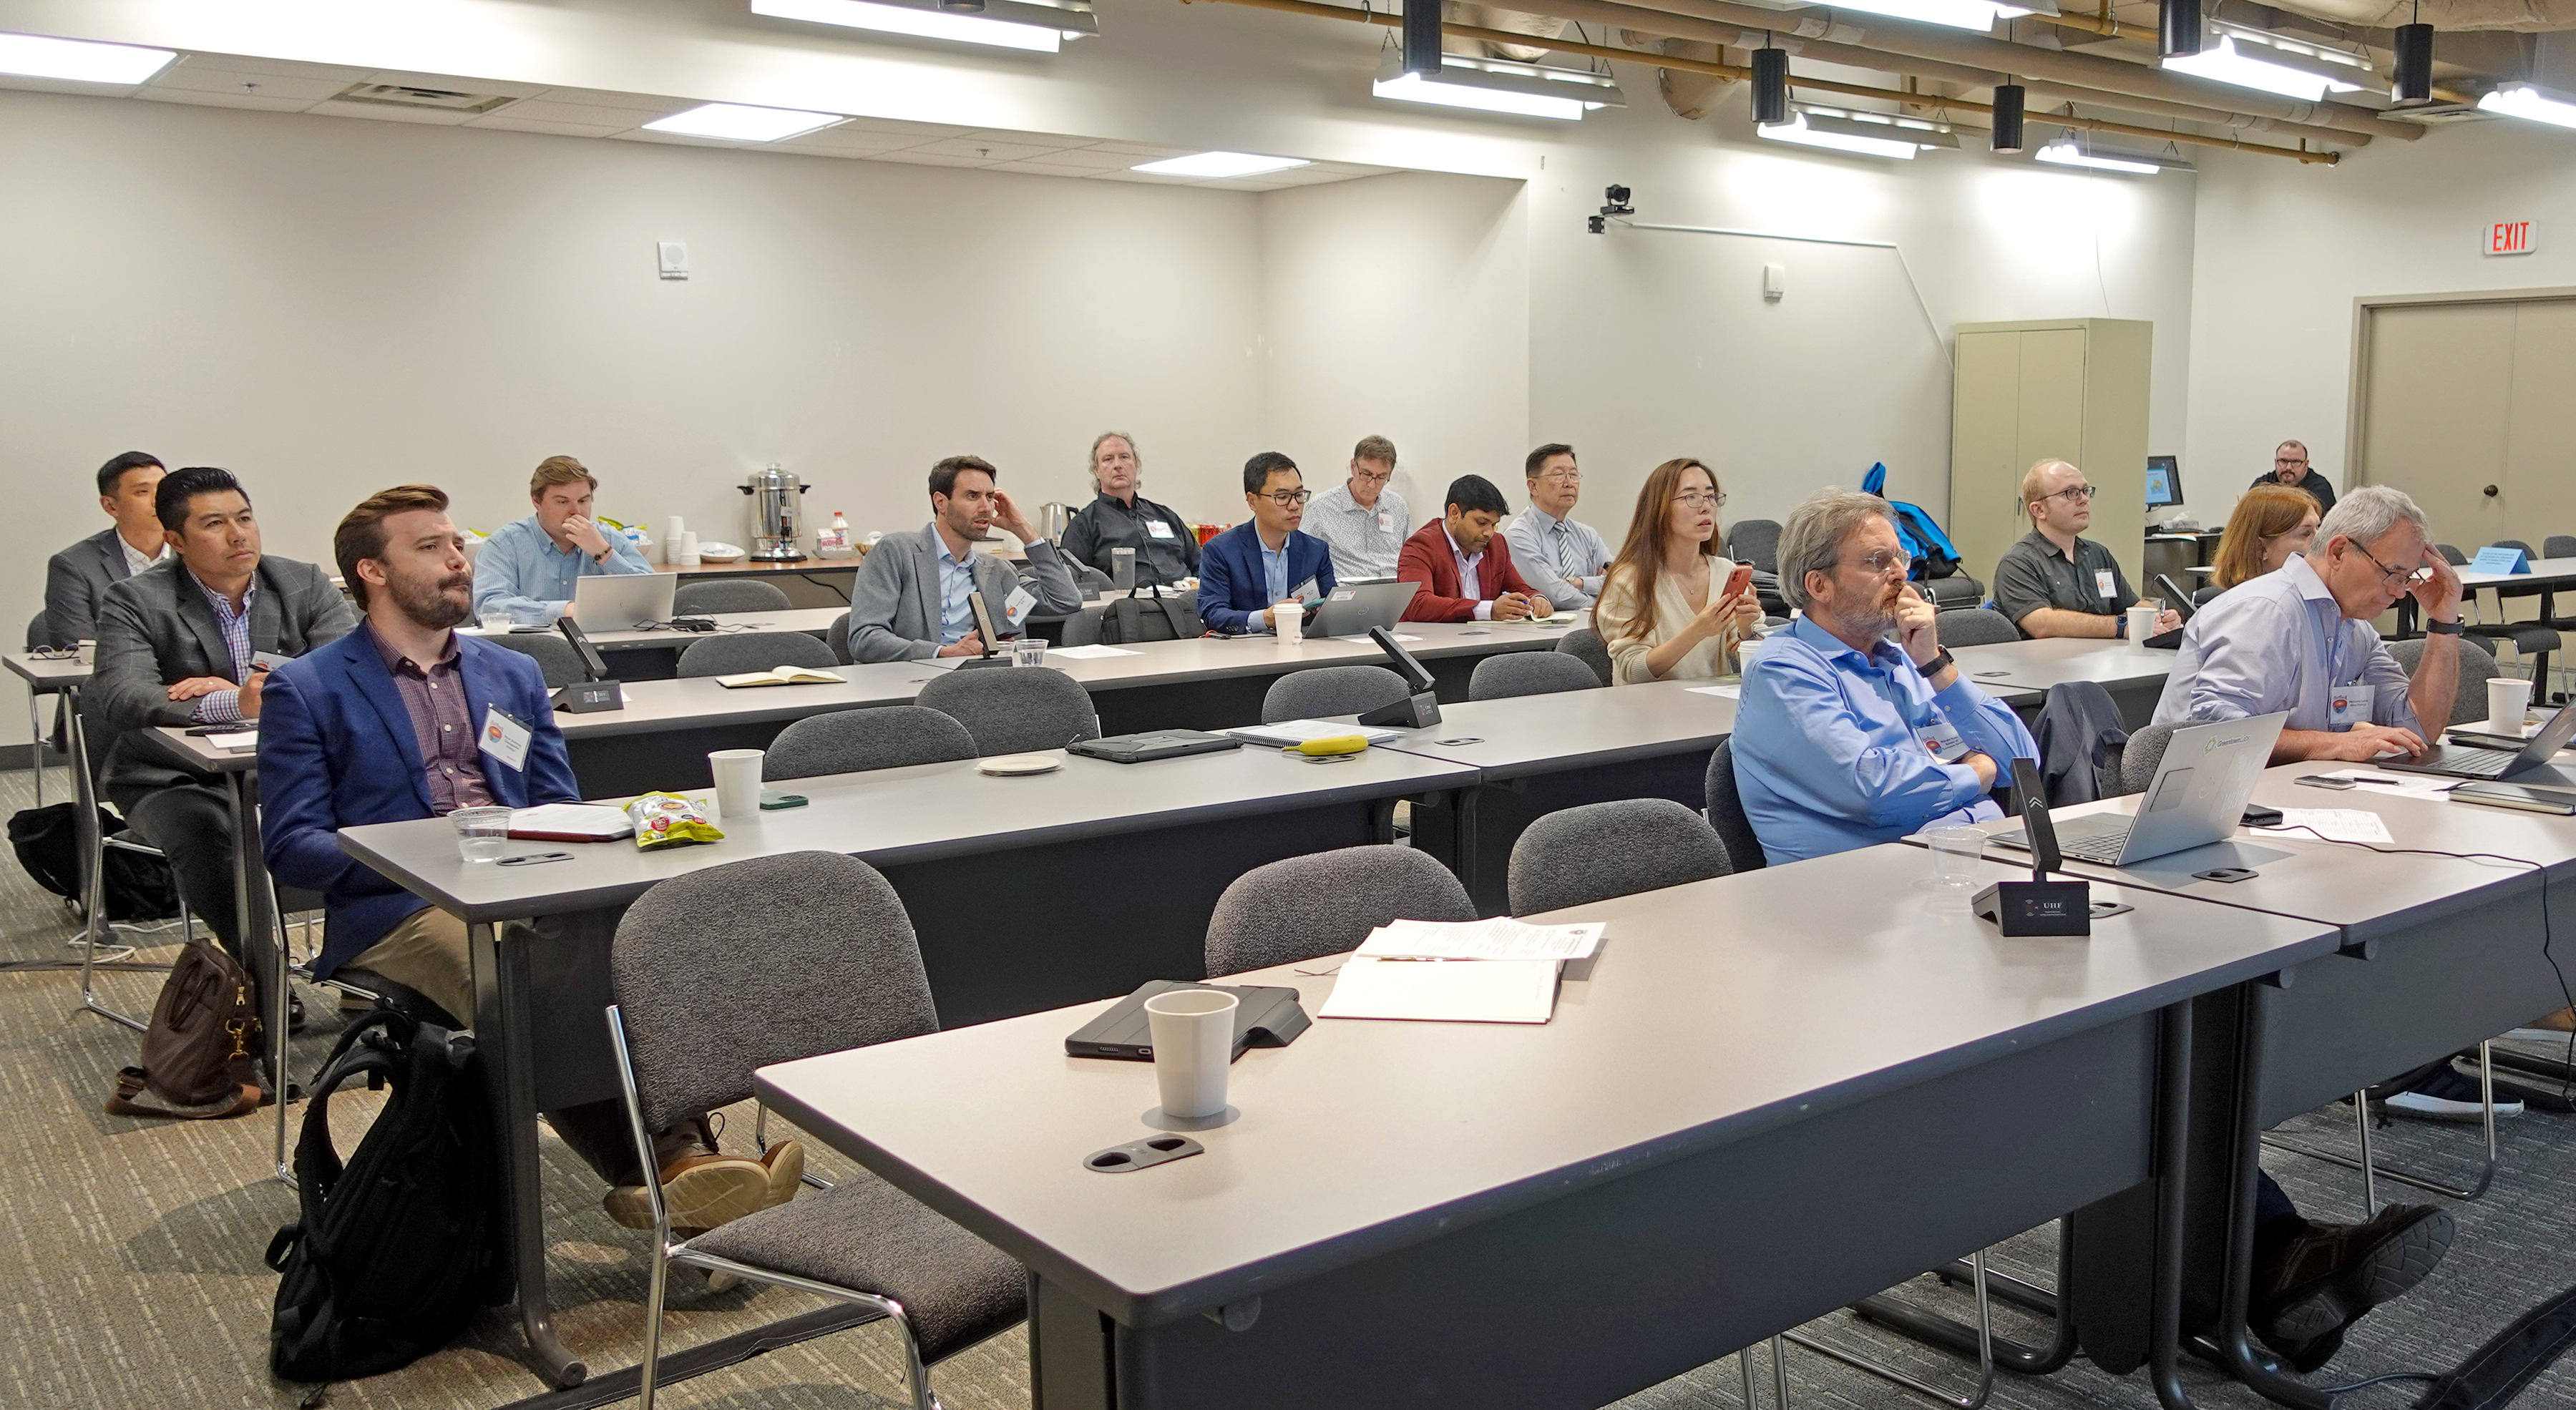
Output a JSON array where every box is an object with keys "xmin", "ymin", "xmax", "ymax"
[
  {"xmin": 0, "ymin": 31, "xmax": 177, "ymax": 85},
  {"xmin": 643, "ymin": 102, "xmax": 845, "ymax": 142},
  {"xmin": 1129, "ymin": 151, "xmax": 1311, "ymax": 178},
  {"xmin": 751, "ymin": 0, "xmax": 1087, "ymax": 52}
]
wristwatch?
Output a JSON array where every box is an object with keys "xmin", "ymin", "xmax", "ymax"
[
  {"xmin": 2426, "ymin": 618, "xmax": 2467, "ymax": 636},
  {"xmin": 1920, "ymin": 649, "xmax": 1956, "ymax": 678}
]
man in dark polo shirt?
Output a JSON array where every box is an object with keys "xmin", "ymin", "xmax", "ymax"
[
  {"xmin": 2250, "ymin": 439, "xmax": 2337, "ymax": 515},
  {"xmin": 1991, "ymin": 459, "xmax": 2182, "ymax": 640},
  {"xmin": 1060, "ymin": 431, "xmax": 1199, "ymax": 587}
]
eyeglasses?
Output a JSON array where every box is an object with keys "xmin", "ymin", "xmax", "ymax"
[
  {"xmin": 1536, "ymin": 471, "xmax": 1582, "ymax": 485},
  {"xmin": 2348, "ymin": 538, "xmax": 2432, "ymax": 588},
  {"xmin": 1351, "ymin": 467, "xmax": 1393, "ymax": 484},
  {"xmin": 2042, "ymin": 484, "xmax": 2099, "ymax": 504},
  {"xmin": 1258, "ymin": 489, "xmax": 1313, "ymax": 507},
  {"xmin": 1676, "ymin": 490, "xmax": 1727, "ymax": 509},
  {"xmin": 2275, "ymin": 455, "xmax": 2308, "ymax": 466},
  {"xmin": 1844, "ymin": 549, "xmax": 1913, "ymax": 576}
]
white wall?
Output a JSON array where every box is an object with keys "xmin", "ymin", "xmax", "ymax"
[{"xmin": 2187, "ymin": 119, "xmax": 2576, "ymax": 514}]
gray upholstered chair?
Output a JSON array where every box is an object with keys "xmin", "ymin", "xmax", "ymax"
[
  {"xmin": 2388, "ymin": 635, "xmax": 2504, "ymax": 727},
  {"xmin": 1072, "ymin": 563, "xmax": 1113, "ymax": 599},
  {"xmin": 24, "ymin": 611, "xmax": 49, "ymax": 652},
  {"xmin": 2193, "ymin": 583, "xmax": 2226, "ymax": 607},
  {"xmin": 605, "ymin": 851, "xmax": 1025, "ymax": 1410},
  {"xmin": 1725, "ymin": 519, "xmax": 1783, "ymax": 576},
  {"xmin": 1556, "ymin": 627, "xmax": 1613, "ymax": 687},
  {"xmin": 1507, "ymin": 799, "xmax": 1731, "ymax": 916},
  {"xmin": 1204, "ymin": 846, "xmax": 1475, "ymax": 977},
  {"xmin": 1702, "ymin": 738, "xmax": 1767, "ymax": 872},
  {"xmin": 2548, "ymin": 536, "xmax": 2576, "ymax": 561},
  {"xmin": 1056, "ymin": 604, "xmax": 1108, "ymax": 647},
  {"xmin": 485, "ymin": 631, "xmax": 587, "ymax": 687},
  {"xmin": 763, "ymin": 705, "xmax": 975, "ymax": 780},
  {"xmin": 2112, "ymin": 722, "xmax": 2178, "ymax": 798},
  {"xmin": 1934, "ymin": 607, "xmax": 2019, "ymax": 647},
  {"xmin": 678, "ymin": 631, "xmax": 842, "ymax": 679},
  {"xmin": 915, "ymin": 667, "xmax": 1101, "ymax": 755},
  {"xmin": 1470, "ymin": 652, "xmax": 1602, "ymax": 702},
  {"xmin": 1260, "ymin": 665, "xmax": 1410, "ymax": 723},
  {"xmin": 827, "ymin": 612, "xmax": 853, "ymax": 665},
  {"xmin": 673, "ymin": 578, "xmax": 793, "ymax": 615}
]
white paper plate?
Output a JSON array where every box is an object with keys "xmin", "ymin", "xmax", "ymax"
[{"xmin": 980, "ymin": 754, "xmax": 1062, "ymax": 776}]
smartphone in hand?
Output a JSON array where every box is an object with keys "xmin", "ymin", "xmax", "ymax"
[{"xmin": 1722, "ymin": 563, "xmax": 1755, "ymax": 600}]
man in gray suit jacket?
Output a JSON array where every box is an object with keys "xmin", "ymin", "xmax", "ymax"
[
  {"xmin": 847, "ymin": 455, "xmax": 1082, "ymax": 664},
  {"xmin": 87, "ymin": 467, "xmax": 356, "ymax": 990},
  {"xmin": 41, "ymin": 451, "xmax": 170, "ymax": 648}
]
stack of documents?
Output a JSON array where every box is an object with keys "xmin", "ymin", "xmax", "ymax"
[
  {"xmin": 1317, "ymin": 917, "xmax": 1606, "ymax": 1024},
  {"xmin": 507, "ymin": 803, "xmax": 635, "ymax": 841},
  {"xmin": 1224, "ymin": 719, "xmax": 1405, "ymax": 748}
]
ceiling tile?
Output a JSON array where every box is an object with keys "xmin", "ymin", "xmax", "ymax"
[
  {"xmin": 1084, "ymin": 140, "xmax": 1199, "ymax": 157},
  {"xmin": 132, "ymin": 87, "xmax": 313, "ymax": 112},
  {"xmin": 147, "ymin": 67, "xmax": 349, "ymax": 101},
  {"xmin": 781, "ymin": 124, "xmax": 930, "ymax": 151},
  {"xmin": 865, "ymin": 149, "xmax": 997, "ymax": 167},
  {"xmin": 1005, "ymin": 145, "xmax": 1136, "ymax": 170},
  {"xmin": 836, "ymin": 115, "xmax": 978, "ymax": 137},
  {"xmin": 531, "ymin": 87, "xmax": 695, "ymax": 112},
  {"xmin": 467, "ymin": 114, "xmax": 629, "ymax": 138},
  {"xmin": 177, "ymin": 52, "xmax": 374, "ymax": 82},
  {"xmin": 982, "ymin": 159, "xmax": 1102, "ymax": 177},
  {"xmin": 482, "ymin": 97, "xmax": 648, "ymax": 129},
  {"xmin": 304, "ymin": 99, "xmax": 481, "ymax": 124},
  {"xmin": 905, "ymin": 137, "xmax": 1065, "ymax": 161}
]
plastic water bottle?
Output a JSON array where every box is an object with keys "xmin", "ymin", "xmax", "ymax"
[{"xmin": 819, "ymin": 511, "xmax": 852, "ymax": 557}]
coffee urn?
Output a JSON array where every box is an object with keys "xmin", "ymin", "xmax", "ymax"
[{"xmin": 740, "ymin": 464, "xmax": 810, "ymax": 561}]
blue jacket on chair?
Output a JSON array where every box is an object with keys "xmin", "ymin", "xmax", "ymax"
[
  {"xmin": 1196, "ymin": 522, "xmax": 1337, "ymax": 635},
  {"xmin": 259, "ymin": 626, "xmax": 581, "ymax": 979}
]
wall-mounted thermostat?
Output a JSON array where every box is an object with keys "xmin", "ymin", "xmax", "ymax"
[
  {"xmin": 1762, "ymin": 264, "xmax": 1785, "ymax": 303},
  {"xmin": 657, "ymin": 240, "xmax": 690, "ymax": 280}
]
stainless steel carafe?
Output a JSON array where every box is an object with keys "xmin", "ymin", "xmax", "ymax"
[{"xmin": 741, "ymin": 465, "xmax": 809, "ymax": 561}]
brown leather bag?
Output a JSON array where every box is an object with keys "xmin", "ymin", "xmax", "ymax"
[{"xmin": 105, "ymin": 936, "xmax": 265, "ymax": 1120}]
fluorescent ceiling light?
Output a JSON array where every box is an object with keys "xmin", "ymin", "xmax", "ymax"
[
  {"xmin": 1130, "ymin": 151, "xmax": 1311, "ymax": 178},
  {"xmin": 2479, "ymin": 83, "xmax": 2576, "ymax": 129},
  {"xmin": 2162, "ymin": 36, "xmax": 2359, "ymax": 102},
  {"xmin": 750, "ymin": 0, "xmax": 1083, "ymax": 52},
  {"xmin": 2035, "ymin": 134, "xmax": 2160, "ymax": 174},
  {"xmin": 644, "ymin": 102, "xmax": 844, "ymax": 142},
  {"xmin": 1369, "ymin": 52, "xmax": 1622, "ymax": 122},
  {"xmin": 0, "ymin": 31, "xmax": 176, "ymax": 84},
  {"xmin": 1796, "ymin": 105, "xmax": 1961, "ymax": 148},
  {"xmin": 1757, "ymin": 114, "xmax": 1920, "ymax": 159},
  {"xmin": 1822, "ymin": 0, "xmax": 2032, "ymax": 32}
]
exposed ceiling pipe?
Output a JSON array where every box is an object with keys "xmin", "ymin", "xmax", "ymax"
[
  {"xmin": 1181, "ymin": 0, "xmax": 2341, "ymax": 159},
  {"xmin": 1611, "ymin": 0, "xmax": 2422, "ymax": 137}
]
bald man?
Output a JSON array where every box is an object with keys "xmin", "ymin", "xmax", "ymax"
[{"xmin": 1991, "ymin": 459, "xmax": 2180, "ymax": 640}]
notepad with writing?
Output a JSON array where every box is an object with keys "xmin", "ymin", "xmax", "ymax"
[
  {"xmin": 714, "ymin": 667, "xmax": 841, "ymax": 688},
  {"xmin": 1317, "ymin": 956, "xmax": 1559, "ymax": 1024}
]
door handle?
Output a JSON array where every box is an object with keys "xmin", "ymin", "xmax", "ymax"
[{"xmin": 2485, "ymin": 484, "xmax": 2501, "ymax": 497}]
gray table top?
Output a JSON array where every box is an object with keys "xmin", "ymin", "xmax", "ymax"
[
  {"xmin": 2459, "ymin": 555, "xmax": 2576, "ymax": 589},
  {"xmin": 1364, "ymin": 678, "xmax": 1737, "ymax": 778},
  {"xmin": 3, "ymin": 652, "xmax": 90, "ymax": 690},
  {"xmin": 338, "ymin": 743, "xmax": 1474, "ymax": 922},
  {"xmin": 479, "ymin": 607, "xmax": 847, "ymax": 654},
  {"xmin": 2245, "ymin": 766, "xmax": 2576, "ymax": 882},
  {"xmin": 141, "ymin": 725, "xmax": 255, "ymax": 776},
  {"xmin": 1948, "ymin": 637, "xmax": 2177, "ymax": 694},
  {"xmin": 755, "ymin": 844, "xmax": 2336, "ymax": 1328}
]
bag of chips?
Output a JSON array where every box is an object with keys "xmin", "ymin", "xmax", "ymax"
[{"xmin": 625, "ymin": 792, "xmax": 723, "ymax": 851}]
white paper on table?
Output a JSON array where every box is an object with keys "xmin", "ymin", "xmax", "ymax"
[
  {"xmin": 1331, "ymin": 633, "xmax": 1424, "ymax": 644},
  {"xmin": 1688, "ymin": 685, "xmax": 1742, "ymax": 699},
  {"xmin": 1317, "ymin": 956, "xmax": 1559, "ymax": 1023},
  {"xmin": 2255, "ymin": 808, "xmax": 2395, "ymax": 846},
  {"xmin": 508, "ymin": 803, "xmax": 635, "ymax": 840},
  {"xmin": 1359, "ymin": 916, "xmax": 1605, "ymax": 962},
  {"xmin": 1045, "ymin": 644, "xmax": 1141, "ymax": 660},
  {"xmin": 1224, "ymin": 719, "xmax": 1405, "ymax": 746},
  {"xmin": 2316, "ymin": 768, "xmax": 2461, "ymax": 802},
  {"xmin": 205, "ymin": 730, "xmax": 258, "ymax": 753}
]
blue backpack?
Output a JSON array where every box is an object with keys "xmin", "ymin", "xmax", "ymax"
[{"xmin": 1859, "ymin": 463, "xmax": 1965, "ymax": 580}]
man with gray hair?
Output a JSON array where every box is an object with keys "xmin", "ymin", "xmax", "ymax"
[
  {"xmin": 2154, "ymin": 483, "xmax": 2462, "ymax": 764},
  {"xmin": 1731, "ymin": 488, "xmax": 2036, "ymax": 864}
]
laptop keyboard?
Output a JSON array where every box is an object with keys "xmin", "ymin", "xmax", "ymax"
[
  {"xmin": 1999, "ymin": 816, "xmax": 2132, "ymax": 864},
  {"xmin": 2437, "ymin": 748, "xmax": 2519, "ymax": 778}
]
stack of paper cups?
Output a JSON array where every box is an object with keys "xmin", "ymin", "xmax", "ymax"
[
  {"xmin": 675, "ymin": 531, "xmax": 701, "ymax": 567},
  {"xmin": 663, "ymin": 516, "xmax": 686, "ymax": 564}
]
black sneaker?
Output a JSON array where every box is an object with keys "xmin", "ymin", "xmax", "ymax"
[{"xmin": 2255, "ymin": 1203, "xmax": 2453, "ymax": 1363}]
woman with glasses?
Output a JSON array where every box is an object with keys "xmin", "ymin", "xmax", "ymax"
[
  {"xmin": 1594, "ymin": 458, "xmax": 1763, "ymax": 684},
  {"xmin": 1992, "ymin": 459, "xmax": 2180, "ymax": 640},
  {"xmin": 2210, "ymin": 482, "xmax": 2322, "ymax": 594}
]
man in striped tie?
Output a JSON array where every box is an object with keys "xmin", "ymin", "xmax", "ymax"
[{"xmin": 1503, "ymin": 443, "xmax": 1614, "ymax": 612}]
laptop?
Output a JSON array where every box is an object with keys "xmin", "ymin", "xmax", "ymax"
[
  {"xmin": 2381, "ymin": 700, "xmax": 2576, "ymax": 780},
  {"xmin": 1990, "ymin": 713, "xmax": 2288, "ymax": 867},
  {"xmin": 1066, "ymin": 730, "xmax": 1244, "ymax": 764},
  {"xmin": 566, "ymin": 573, "xmax": 676, "ymax": 631},
  {"xmin": 1307, "ymin": 581, "xmax": 1420, "ymax": 638}
]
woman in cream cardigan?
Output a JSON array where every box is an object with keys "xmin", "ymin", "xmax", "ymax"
[{"xmin": 1595, "ymin": 458, "xmax": 1765, "ymax": 684}]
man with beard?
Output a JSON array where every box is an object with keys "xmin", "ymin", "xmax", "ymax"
[
  {"xmin": 847, "ymin": 454, "xmax": 1081, "ymax": 663},
  {"xmin": 261, "ymin": 485, "xmax": 797, "ymax": 1234},
  {"xmin": 1729, "ymin": 487, "xmax": 2036, "ymax": 865}
]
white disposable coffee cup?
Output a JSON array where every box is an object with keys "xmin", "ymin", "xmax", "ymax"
[
  {"xmin": 74, "ymin": 640, "xmax": 95, "ymax": 666},
  {"xmin": 1734, "ymin": 635, "xmax": 1764, "ymax": 676},
  {"xmin": 709, "ymin": 748, "xmax": 764, "ymax": 819},
  {"xmin": 675, "ymin": 531, "xmax": 701, "ymax": 567},
  {"xmin": 1145, "ymin": 988, "xmax": 1238, "ymax": 1120},
  {"xmin": 2127, "ymin": 604, "xmax": 2158, "ymax": 642},
  {"xmin": 2489, "ymin": 677, "xmax": 2534, "ymax": 735},
  {"xmin": 1274, "ymin": 602, "xmax": 1305, "ymax": 644}
]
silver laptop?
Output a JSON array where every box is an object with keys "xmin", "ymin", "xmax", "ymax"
[
  {"xmin": 1991, "ymin": 713, "xmax": 2288, "ymax": 867},
  {"xmin": 567, "ymin": 573, "xmax": 677, "ymax": 630},
  {"xmin": 1307, "ymin": 581, "xmax": 1420, "ymax": 638},
  {"xmin": 2381, "ymin": 702, "xmax": 2576, "ymax": 780}
]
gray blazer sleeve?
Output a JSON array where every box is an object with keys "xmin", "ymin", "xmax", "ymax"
[
  {"xmin": 40, "ymin": 547, "xmax": 95, "ymax": 649},
  {"xmin": 1016, "ymin": 542, "xmax": 1083, "ymax": 617},
  {"xmin": 87, "ymin": 584, "xmax": 195, "ymax": 742},
  {"xmin": 848, "ymin": 544, "xmax": 937, "ymax": 664},
  {"xmin": 283, "ymin": 559, "xmax": 358, "ymax": 648}
]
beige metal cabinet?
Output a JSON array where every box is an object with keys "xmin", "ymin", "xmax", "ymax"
[{"xmin": 1948, "ymin": 318, "xmax": 2153, "ymax": 596}]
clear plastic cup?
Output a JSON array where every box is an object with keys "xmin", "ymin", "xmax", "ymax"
[
  {"xmin": 1013, "ymin": 637, "xmax": 1048, "ymax": 669},
  {"xmin": 452, "ymin": 806, "xmax": 513, "ymax": 863},
  {"xmin": 479, "ymin": 609, "xmax": 514, "ymax": 632},
  {"xmin": 1926, "ymin": 826, "xmax": 1987, "ymax": 889}
]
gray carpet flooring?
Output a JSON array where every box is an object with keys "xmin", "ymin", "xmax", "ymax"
[{"xmin": 4, "ymin": 755, "xmax": 2572, "ymax": 1410}]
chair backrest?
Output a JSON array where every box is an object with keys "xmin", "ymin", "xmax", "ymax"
[
  {"xmin": 1072, "ymin": 563, "xmax": 1113, "ymax": 599},
  {"xmin": 1057, "ymin": 603, "xmax": 1108, "ymax": 647},
  {"xmin": 1556, "ymin": 627, "xmax": 1614, "ymax": 687},
  {"xmin": 2436, "ymin": 544, "xmax": 2469, "ymax": 567},
  {"xmin": 484, "ymin": 631, "xmax": 586, "ymax": 687},
  {"xmin": 2548, "ymin": 536, "xmax": 2576, "ymax": 561},
  {"xmin": 915, "ymin": 667, "xmax": 1101, "ymax": 755},
  {"xmin": 763, "ymin": 705, "xmax": 976, "ymax": 780},
  {"xmin": 1260, "ymin": 665, "xmax": 1410, "ymax": 723},
  {"xmin": 1727, "ymin": 519, "xmax": 1783, "ymax": 575},
  {"xmin": 678, "ymin": 630, "xmax": 843, "ymax": 678},
  {"xmin": 2114, "ymin": 722, "xmax": 2179, "ymax": 798},
  {"xmin": 2494, "ymin": 540, "xmax": 2534, "ymax": 554},
  {"xmin": 2192, "ymin": 583, "xmax": 2226, "ymax": 607},
  {"xmin": 2386, "ymin": 635, "xmax": 2504, "ymax": 726},
  {"xmin": 1507, "ymin": 799, "xmax": 1731, "ymax": 916},
  {"xmin": 24, "ymin": 611, "xmax": 49, "ymax": 652},
  {"xmin": 1470, "ymin": 651, "xmax": 1602, "ymax": 701},
  {"xmin": 1204, "ymin": 845, "xmax": 1475, "ymax": 977},
  {"xmin": 1702, "ymin": 738, "xmax": 1767, "ymax": 872},
  {"xmin": 1934, "ymin": 607, "xmax": 2020, "ymax": 647},
  {"xmin": 826, "ymin": 611, "xmax": 852, "ymax": 664},
  {"xmin": 610, "ymin": 851, "xmax": 937, "ymax": 1131},
  {"xmin": 673, "ymin": 578, "xmax": 793, "ymax": 615}
]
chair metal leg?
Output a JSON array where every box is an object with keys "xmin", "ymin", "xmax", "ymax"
[
  {"xmin": 26, "ymin": 682, "xmax": 47, "ymax": 811},
  {"xmin": 67, "ymin": 695, "xmax": 147, "ymax": 1031},
  {"xmin": 1785, "ymin": 1249, "xmax": 1996, "ymax": 1409},
  {"xmin": 2260, "ymin": 1043, "xmax": 2501, "ymax": 1203},
  {"xmin": 1865, "ymin": 1220, "xmax": 2079, "ymax": 1375}
]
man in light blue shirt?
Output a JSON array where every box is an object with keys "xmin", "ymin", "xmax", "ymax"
[
  {"xmin": 470, "ymin": 455, "xmax": 653, "ymax": 625},
  {"xmin": 2154, "ymin": 484, "xmax": 2463, "ymax": 765},
  {"xmin": 1732, "ymin": 489, "xmax": 2036, "ymax": 865},
  {"xmin": 1502, "ymin": 443, "xmax": 1614, "ymax": 612}
]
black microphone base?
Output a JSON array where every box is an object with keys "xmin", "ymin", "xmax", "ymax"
[
  {"xmin": 1974, "ymin": 878, "xmax": 2092, "ymax": 936},
  {"xmin": 552, "ymin": 680, "xmax": 623, "ymax": 713},
  {"xmin": 1357, "ymin": 692, "xmax": 1441, "ymax": 729}
]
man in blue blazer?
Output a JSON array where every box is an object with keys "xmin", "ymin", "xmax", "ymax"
[
  {"xmin": 1198, "ymin": 451, "xmax": 1337, "ymax": 634},
  {"xmin": 261, "ymin": 484, "xmax": 794, "ymax": 1232}
]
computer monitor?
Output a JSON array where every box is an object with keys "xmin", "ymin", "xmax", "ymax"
[{"xmin": 2144, "ymin": 456, "xmax": 2184, "ymax": 510}]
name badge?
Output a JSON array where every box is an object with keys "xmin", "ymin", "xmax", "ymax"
[
  {"xmin": 2094, "ymin": 569, "xmax": 2117, "ymax": 600},
  {"xmin": 1377, "ymin": 511, "xmax": 1391, "ymax": 532},
  {"xmin": 2327, "ymin": 687, "xmax": 2367, "ymax": 731},
  {"xmin": 1146, "ymin": 519, "xmax": 1176, "ymax": 540},
  {"xmin": 1919, "ymin": 715, "xmax": 1973, "ymax": 763},
  {"xmin": 1004, "ymin": 584, "xmax": 1036, "ymax": 627},
  {"xmin": 480, "ymin": 705, "xmax": 532, "ymax": 771},
  {"xmin": 1289, "ymin": 577, "xmax": 1320, "ymax": 604}
]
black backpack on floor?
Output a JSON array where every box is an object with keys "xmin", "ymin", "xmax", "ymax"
[
  {"xmin": 7, "ymin": 803, "xmax": 178, "ymax": 921},
  {"xmin": 266, "ymin": 1009, "xmax": 512, "ymax": 1383}
]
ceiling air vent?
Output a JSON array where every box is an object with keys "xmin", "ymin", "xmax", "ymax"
[{"xmin": 331, "ymin": 82, "xmax": 517, "ymax": 114}]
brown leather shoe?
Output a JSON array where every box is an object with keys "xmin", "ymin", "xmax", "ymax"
[
  {"xmin": 602, "ymin": 1150, "xmax": 774, "ymax": 1233},
  {"xmin": 760, "ymin": 1140, "xmax": 806, "ymax": 1210},
  {"xmin": 2254, "ymin": 1203, "xmax": 2452, "ymax": 1369}
]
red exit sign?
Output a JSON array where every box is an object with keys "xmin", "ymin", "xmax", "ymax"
[{"xmin": 2487, "ymin": 220, "xmax": 2540, "ymax": 255}]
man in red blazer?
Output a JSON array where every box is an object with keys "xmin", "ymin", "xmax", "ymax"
[{"xmin": 1397, "ymin": 474, "xmax": 1548, "ymax": 622}]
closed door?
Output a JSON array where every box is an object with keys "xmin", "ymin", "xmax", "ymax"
[
  {"xmin": 2502, "ymin": 299, "xmax": 2576, "ymax": 548},
  {"xmin": 2359, "ymin": 300, "xmax": 2515, "ymax": 551},
  {"xmin": 1951, "ymin": 331, "xmax": 2025, "ymax": 586}
]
